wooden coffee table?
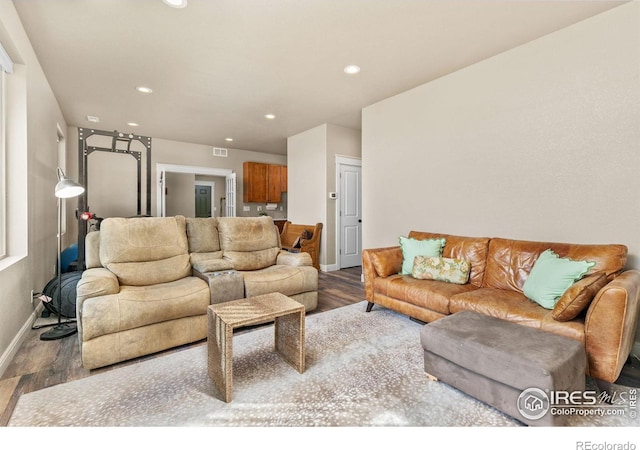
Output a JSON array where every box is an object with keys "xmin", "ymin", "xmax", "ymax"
[{"xmin": 207, "ymin": 292, "xmax": 305, "ymax": 402}]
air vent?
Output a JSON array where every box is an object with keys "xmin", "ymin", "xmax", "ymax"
[{"xmin": 213, "ymin": 147, "xmax": 228, "ymax": 157}]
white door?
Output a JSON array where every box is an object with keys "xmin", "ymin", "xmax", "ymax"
[
  {"xmin": 339, "ymin": 163, "xmax": 362, "ymax": 268},
  {"xmin": 159, "ymin": 170, "xmax": 166, "ymax": 216},
  {"xmin": 225, "ymin": 172, "xmax": 236, "ymax": 217}
]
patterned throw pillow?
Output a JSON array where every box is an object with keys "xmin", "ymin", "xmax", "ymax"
[{"xmin": 412, "ymin": 256, "xmax": 471, "ymax": 285}]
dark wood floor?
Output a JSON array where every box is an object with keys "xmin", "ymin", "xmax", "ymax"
[{"xmin": 0, "ymin": 266, "xmax": 365, "ymax": 426}]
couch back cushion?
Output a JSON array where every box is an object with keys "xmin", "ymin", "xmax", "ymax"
[
  {"xmin": 186, "ymin": 217, "xmax": 223, "ymax": 264},
  {"xmin": 483, "ymin": 238, "xmax": 627, "ymax": 292},
  {"xmin": 99, "ymin": 215, "xmax": 191, "ymax": 286},
  {"xmin": 186, "ymin": 217, "xmax": 221, "ymax": 253},
  {"xmin": 408, "ymin": 231, "xmax": 490, "ymax": 287},
  {"xmin": 217, "ymin": 216, "xmax": 280, "ymax": 270}
]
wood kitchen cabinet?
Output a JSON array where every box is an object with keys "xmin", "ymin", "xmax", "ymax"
[
  {"xmin": 280, "ymin": 165, "xmax": 288, "ymax": 192},
  {"xmin": 243, "ymin": 162, "xmax": 287, "ymax": 203},
  {"xmin": 267, "ymin": 164, "xmax": 282, "ymax": 202}
]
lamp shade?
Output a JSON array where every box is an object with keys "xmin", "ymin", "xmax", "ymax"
[{"xmin": 55, "ymin": 168, "xmax": 85, "ymax": 199}]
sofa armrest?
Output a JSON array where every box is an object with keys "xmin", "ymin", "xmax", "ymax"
[
  {"xmin": 76, "ymin": 268, "xmax": 120, "ymax": 306},
  {"xmin": 277, "ymin": 250, "xmax": 313, "ymax": 267},
  {"xmin": 75, "ymin": 268, "xmax": 120, "ymax": 348},
  {"xmin": 362, "ymin": 246, "xmax": 402, "ymax": 302},
  {"xmin": 192, "ymin": 259, "xmax": 234, "ymax": 273},
  {"xmin": 584, "ymin": 269, "xmax": 640, "ymax": 383}
]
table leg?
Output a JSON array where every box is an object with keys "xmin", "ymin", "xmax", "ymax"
[
  {"xmin": 208, "ymin": 309, "xmax": 234, "ymax": 402},
  {"xmin": 274, "ymin": 309, "xmax": 305, "ymax": 373}
]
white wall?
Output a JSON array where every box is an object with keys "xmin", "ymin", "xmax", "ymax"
[
  {"xmin": 362, "ymin": 2, "xmax": 640, "ymax": 269},
  {"xmin": 165, "ymin": 172, "xmax": 195, "ymax": 217},
  {"xmin": 287, "ymin": 123, "xmax": 361, "ymax": 269},
  {"xmin": 0, "ymin": 0, "xmax": 67, "ymax": 376},
  {"xmin": 326, "ymin": 124, "xmax": 361, "ymax": 269},
  {"xmin": 288, "ymin": 125, "xmax": 328, "ymax": 222}
]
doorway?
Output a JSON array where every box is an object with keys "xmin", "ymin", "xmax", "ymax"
[
  {"xmin": 157, "ymin": 163, "xmax": 236, "ymax": 217},
  {"xmin": 337, "ymin": 157, "xmax": 362, "ymax": 269}
]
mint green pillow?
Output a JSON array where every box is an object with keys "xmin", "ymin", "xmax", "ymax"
[
  {"xmin": 399, "ymin": 236, "xmax": 445, "ymax": 275},
  {"xmin": 523, "ymin": 249, "xmax": 596, "ymax": 309}
]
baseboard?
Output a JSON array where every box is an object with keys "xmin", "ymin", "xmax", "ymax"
[
  {"xmin": 320, "ymin": 263, "xmax": 340, "ymax": 272},
  {"xmin": 0, "ymin": 303, "xmax": 43, "ymax": 378}
]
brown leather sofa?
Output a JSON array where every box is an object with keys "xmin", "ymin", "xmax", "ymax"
[
  {"xmin": 362, "ymin": 231, "xmax": 640, "ymax": 385},
  {"xmin": 76, "ymin": 215, "xmax": 317, "ymax": 369}
]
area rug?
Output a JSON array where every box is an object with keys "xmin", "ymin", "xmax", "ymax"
[{"xmin": 8, "ymin": 302, "xmax": 639, "ymax": 427}]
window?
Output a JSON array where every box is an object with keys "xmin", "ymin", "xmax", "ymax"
[{"xmin": 0, "ymin": 42, "xmax": 13, "ymax": 260}]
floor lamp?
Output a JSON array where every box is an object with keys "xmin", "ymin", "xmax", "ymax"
[{"xmin": 40, "ymin": 168, "xmax": 85, "ymax": 341}]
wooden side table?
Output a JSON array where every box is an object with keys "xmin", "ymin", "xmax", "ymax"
[{"xmin": 207, "ymin": 292, "xmax": 305, "ymax": 402}]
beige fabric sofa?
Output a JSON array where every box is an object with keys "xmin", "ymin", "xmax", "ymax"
[{"xmin": 76, "ymin": 215, "xmax": 317, "ymax": 370}]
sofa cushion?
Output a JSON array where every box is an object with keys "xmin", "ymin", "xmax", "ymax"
[
  {"xmin": 190, "ymin": 251, "xmax": 224, "ymax": 266},
  {"xmin": 99, "ymin": 216, "xmax": 191, "ymax": 286},
  {"xmin": 224, "ymin": 247, "xmax": 281, "ymax": 271},
  {"xmin": 192, "ymin": 258, "xmax": 235, "ymax": 273},
  {"xmin": 242, "ymin": 265, "xmax": 318, "ymax": 298},
  {"xmin": 523, "ymin": 249, "xmax": 595, "ymax": 309},
  {"xmin": 399, "ymin": 236, "xmax": 445, "ymax": 275},
  {"xmin": 81, "ymin": 276, "xmax": 210, "ymax": 341},
  {"xmin": 218, "ymin": 216, "xmax": 280, "ymax": 251},
  {"xmin": 409, "ymin": 231, "xmax": 490, "ymax": 287},
  {"xmin": 552, "ymin": 271, "xmax": 608, "ymax": 322},
  {"xmin": 218, "ymin": 216, "xmax": 280, "ymax": 270},
  {"xmin": 483, "ymin": 238, "xmax": 627, "ymax": 293},
  {"xmin": 449, "ymin": 288, "xmax": 585, "ymax": 343},
  {"xmin": 107, "ymin": 254, "xmax": 192, "ymax": 287},
  {"xmin": 412, "ymin": 256, "xmax": 470, "ymax": 285},
  {"xmin": 374, "ymin": 274, "xmax": 478, "ymax": 315},
  {"xmin": 186, "ymin": 217, "xmax": 221, "ymax": 253}
]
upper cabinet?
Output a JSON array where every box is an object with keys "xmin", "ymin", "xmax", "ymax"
[
  {"xmin": 243, "ymin": 162, "xmax": 287, "ymax": 203},
  {"xmin": 280, "ymin": 165, "xmax": 288, "ymax": 193}
]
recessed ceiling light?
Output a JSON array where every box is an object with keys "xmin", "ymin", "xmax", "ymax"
[
  {"xmin": 162, "ymin": 0, "xmax": 187, "ymax": 8},
  {"xmin": 225, "ymin": 138, "xmax": 234, "ymax": 142},
  {"xmin": 135, "ymin": 86, "xmax": 153, "ymax": 94},
  {"xmin": 344, "ymin": 65, "xmax": 361, "ymax": 75},
  {"xmin": 87, "ymin": 115, "xmax": 100, "ymax": 123},
  {"xmin": 127, "ymin": 122, "xmax": 139, "ymax": 127},
  {"xmin": 265, "ymin": 114, "xmax": 276, "ymax": 120}
]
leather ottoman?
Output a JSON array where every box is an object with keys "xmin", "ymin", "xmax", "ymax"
[{"xmin": 419, "ymin": 310, "xmax": 586, "ymax": 426}]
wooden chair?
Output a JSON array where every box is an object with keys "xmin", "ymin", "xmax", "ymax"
[{"xmin": 280, "ymin": 222, "xmax": 322, "ymax": 270}]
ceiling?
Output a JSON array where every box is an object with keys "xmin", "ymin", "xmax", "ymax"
[{"xmin": 12, "ymin": 0, "xmax": 625, "ymax": 155}]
